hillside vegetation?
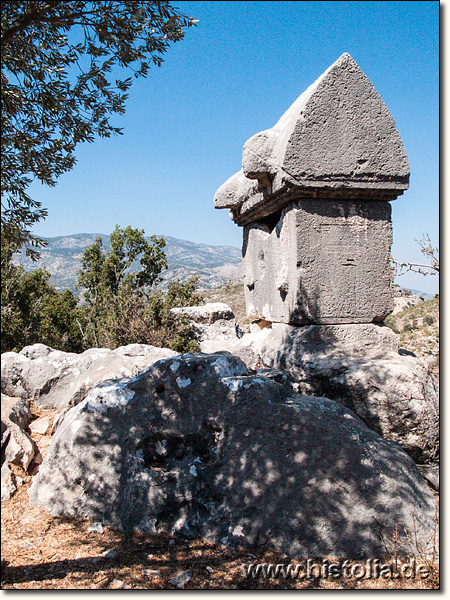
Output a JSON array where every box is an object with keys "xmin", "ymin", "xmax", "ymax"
[
  {"xmin": 13, "ymin": 234, "xmax": 242, "ymax": 292},
  {"xmin": 385, "ymin": 296, "xmax": 439, "ymax": 375},
  {"xmin": 1, "ymin": 227, "xmax": 202, "ymax": 354}
]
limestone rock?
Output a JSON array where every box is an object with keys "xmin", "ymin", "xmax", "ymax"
[
  {"xmin": 170, "ymin": 303, "xmax": 242, "ymax": 352},
  {"xmin": 1, "ymin": 344, "xmax": 178, "ymax": 410},
  {"xmin": 1, "ymin": 393, "xmax": 32, "ymax": 430},
  {"xmin": 214, "ymin": 54, "xmax": 408, "ymax": 326},
  {"xmin": 29, "ymin": 352, "xmax": 437, "ymax": 558},
  {"xmin": 3, "ymin": 425, "xmax": 36, "ymax": 471},
  {"xmin": 20, "ymin": 343, "xmax": 55, "ymax": 360},
  {"xmin": 1, "ymin": 352, "xmax": 32, "ymax": 399},
  {"xmin": 29, "ymin": 417, "xmax": 51, "ymax": 435},
  {"xmin": 1, "ymin": 394, "xmax": 37, "ymax": 475},
  {"xmin": 1, "ymin": 463, "xmax": 16, "ymax": 502},
  {"xmin": 170, "ymin": 570, "xmax": 192, "ymax": 588},
  {"xmin": 393, "ymin": 295, "xmax": 423, "ymax": 315},
  {"xmin": 242, "ymin": 200, "xmax": 395, "ymax": 325},
  {"xmin": 242, "ymin": 323, "xmax": 439, "ymax": 484},
  {"xmin": 170, "ymin": 303, "xmax": 235, "ymax": 324}
]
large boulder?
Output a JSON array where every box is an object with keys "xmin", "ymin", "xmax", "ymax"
[
  {"xmin": 240, "ymin": 323, "xmax": 439, "ymax": 489},
  {"xmin": 1, "ymin": 344, "xmax": 178, "ymax": 410},
  {"xmin": 29, "ymin": 352, "xmax": 437, "ymax": 559}
]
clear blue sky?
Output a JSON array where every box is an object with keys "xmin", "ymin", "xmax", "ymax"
[{"xmin": 29, "ymin": 1, "xmax": 439, "ymax": 293}]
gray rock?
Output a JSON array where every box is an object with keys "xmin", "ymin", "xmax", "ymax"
[
  {"xmin": 171, "ymin": 303, "xmax": 242, "ymax": 353},
  {"xmin": 1, "ymin": 394, "xmax": 36, "ymax": 473},
  {"xmin": 29, "ymin": 353, "xmax": 437, "ymax": 559},
  {"xmin": 170, "ymin": 303, "xmax": 235, "ymax": 324},
  {"xmin": 51, "ymin": 409, "xmax": 70, "ymax": 434},
  {"xmin": 241, "ymin": 200, "xmax": 394, "ymax": 325},
  {"xmin": 417, "ymin": 464, "xmax": 439, "ymax": 492},
  {"xmin": 1, "ymin": 462, "xmax": 17, "ymax": 501},
  {"xmin": 214, "ymin": 53, "xmax": 409, "ymax": 327},
  {"xmin": 215, "ymin": 53, "xmax": 409, "ymax": 224},
  {"xmin": 114, "ymin": 344, "xmax": 177, "ymax": 363},
  {"xmin": 145, "ymin": 569, "xmax": 161, "ymax": 577},
  {"xmin": 1, "ymin": 343, "xmax": 178, "ymax": 410},
  {"xmin": 1, "ymin": 352, "xmax": 32, "ymax": 398},
  {"xmin": 169, "ymin": 570, "xmax": 192, "ymax": 588},
  {"xmin": 87, "ymin": 522, "xmax": 104, "ymax": 534},
  {"xmin": 1, "ymin": 393, "xmax": 32, "ymax": 430},
  {"xmin": 110, "ymin": 579, "xmax": 126, "ymax": 589},
  {"xmin": 3, "ymin": 424, "xmax": 36, "ymax": 470},
  {"xmin": 2, "ymin": 347, "xmax": 79, "ymax": 404},
  {"xmin": 244, "ymin": 323, "xmax": 439, "ymax": 479},
  {"xmin": 20, "ymin": 343, "xmax": 54, "ymax": 360}
]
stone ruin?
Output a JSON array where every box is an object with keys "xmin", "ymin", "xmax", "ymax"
[
  {"xmin": 212, "ymin": 52, "xmax": 438, "ymax": 490},
  {"xmin": 214, "ymin": 52, "xmax": 409, "ymax": 328},
  {"xmin": 1, "ymin": 53, "xmax": 438, "ymax": 561}
]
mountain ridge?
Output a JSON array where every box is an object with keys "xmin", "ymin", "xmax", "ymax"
[{"xmin": 13, "ymin": 233, "xmax": 243, "ymax": 292}]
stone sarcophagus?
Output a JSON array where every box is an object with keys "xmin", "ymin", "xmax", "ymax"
[{"xmin": 214, "ymin": 53, "xmax": 409, "ymax": 326}]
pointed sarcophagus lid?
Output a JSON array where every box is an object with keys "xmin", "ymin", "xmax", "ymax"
[{"xmin": 215, "ymin": 53, "xmax": 410, "ymax": 226}]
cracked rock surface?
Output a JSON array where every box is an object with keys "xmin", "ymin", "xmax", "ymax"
[{"xmin": 29, "ymin": 352, "xmax": 437, "ymax": 559}]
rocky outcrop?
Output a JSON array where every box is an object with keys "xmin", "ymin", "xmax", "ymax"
[
  {"xmin": 29, "ymin": 352, "xmax": 437, "ymax": 559},
  {"xmin": 1, "ymin": 343, "xmax": 178, "ymax": 410},
  {"xmin": 1, "ymin": 343, "xmax": 179, "ymax": 500},
  {"xmin": 236, "ymin": 323, "xmax": 439, "ymax": 489},
  {"xmin": 170, "ymin": 303, "xmax": 243, "ymax": 353}
]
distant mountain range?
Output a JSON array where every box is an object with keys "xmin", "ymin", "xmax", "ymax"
[
  {"xmin": 403, "ymin": 288, "xmax": 435, "ymax": 301},
  {"xmin": 13, "ymin": 233, "xmax": 434, "ymax": 300},
  {"xmin": 13, "ymin": 233, "xmax": 243, "ymax": 292}
]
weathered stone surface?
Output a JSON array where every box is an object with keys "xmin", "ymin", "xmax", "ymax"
[
  {"xmin": 170, "ymin": 303, "xmax": 243, "ymax": 352},
  {"xmin": 170, "ymin": 303, "xmax": 235, "ymax": 324},
  {"xmin": 1, "ymin": 344, "xmax": 178, "ymax": 410},
  {"xmin": 240, "ymin": 324, "xmax": 439, "ymax": 486},
  {"xmin": 20, "ymin": 343, "xmax": 56, "ymax": 360},
  {"xmin": 1, "ymin": 393, "xmax": 32, "ymax": 430},
  {"xmin": 3, "ymin": 424, "xmax": 36, "ymax": 471},
  {"xmin": 242, "ymin": 200, "xmax": 394, "ymax": 325},
  {"xmin": 1, "ymin": 463, "xmax": 16, "ymax": 502},
  {"xmin": 215, "ymin": 53, "xmax": 409, "ymax": 225},
  {"xmin": 214, "ymin": 54, "xmax": 408, "ymax": 326},
  {"xmin": 1, "ymin": 352, "xmax": 33, "ymax": 399},
  {"xmin": 1, "ymin": 394, "xmax": 36, "ymax": 476},
  {"xmin": 29, "ymin": 352, "xmax": 437, "ymax": 558},
  {"xmin": 29, "ymin": 417, "xmax": 51, "ymax": 436},
  {"xmin": 170, "ymin": 570, "xmax": 192, "ymax": 589}
]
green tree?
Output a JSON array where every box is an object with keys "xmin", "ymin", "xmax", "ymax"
[
  {"xmin": 78, "ymin": 227, "xmax": 201, "ymax": 351},
  {"xmin": 1, "ymin": 233, "xmax": 85, "ymax": 352},
  {"xmin": 77, "ymin": 225, "xmax": 168, "ymax": 346},
  {"xmin": 78, "ymin": 225, "xmax": 167, "ymax": 297},
  {"xmin": 1, "ymin": 1, "xmax": 196, "ymax": 255}
]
